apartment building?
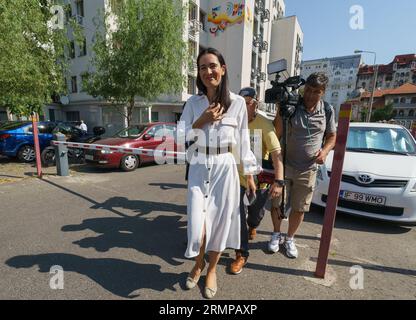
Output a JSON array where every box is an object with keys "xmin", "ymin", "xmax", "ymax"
[
  {"xmin": 357, "ymin": 54, "xmax": 416, "ymax": 91},
  {"xmin": 300, "ymin": 54, "xmax": 362, "ymax": 118},
  {"xmin": 28, "ymin": 0, "xmax": 301, "ymax": 132}
]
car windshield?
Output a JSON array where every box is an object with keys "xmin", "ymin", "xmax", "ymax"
[
  {"xmin": 347, "ymin": 126, "xmax": 416, "ymax": 155},
  {"xmin": 114, "ymin": 125, "xmax": 147, "ymax": 138},
  {"xmin": 0, "ymin": 121, "xmax": 31, "ymax": 130}
]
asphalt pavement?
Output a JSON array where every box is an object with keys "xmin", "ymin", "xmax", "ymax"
[{"xmin": 0, "ymin": 160, "xmax": 415, "ymax": 300}]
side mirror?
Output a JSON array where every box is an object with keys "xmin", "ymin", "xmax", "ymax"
[{"xmin": 142, "ymin": 134, "xmax": 152, "ymax": 141}]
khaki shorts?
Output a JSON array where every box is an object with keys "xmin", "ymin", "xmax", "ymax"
[{"xmin": 272, "ymin": 165, "xmax": 317, "ymax": 213}]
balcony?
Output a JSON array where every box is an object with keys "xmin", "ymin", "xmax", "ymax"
[
  {"xmin": 255, "ymin": 1, "xmax": 265, "ymax": 15},
  {"xmin": 251, "ymin": 68, "xmax": 256, "ymax": 80},
  {"xmin": 259, "ymin": 41, "xmax": 268, "ymax": 53},
  {"xmin": 260, "ymin": 9, "xmax": 270, "ymax": 22},
  {"xmin": 188, "ymin": 19, "xmax": 201, "ymax": 40},
  {"xmin": 188, "ymin": 58, "xmax": 197, "ymax": 74},
  {"xmin": 253, "ymin": 35, "xmax": 262, "ymax": 48},
  {"xmin": 251, "ymin": 68, "xmax": 263, "ymax": 81}
]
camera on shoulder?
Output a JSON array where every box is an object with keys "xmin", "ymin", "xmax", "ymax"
[{"xmin": 264, "ymin": 59, "xmax": 305, "ymax": 119}]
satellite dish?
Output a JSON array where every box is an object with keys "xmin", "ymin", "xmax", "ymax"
[{"xmin": 60, "ymin": 95, "xmax": 69, "ymax": 105}]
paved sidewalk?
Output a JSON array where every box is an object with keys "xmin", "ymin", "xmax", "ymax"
[{"xmin": 0, "ymin": 163, "xmax": 415, "ymax": 299}]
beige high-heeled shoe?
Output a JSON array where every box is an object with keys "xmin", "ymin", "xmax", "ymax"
[{"xmin": 185, "ymin": 261, "xmax": 206, "ymax": 290}]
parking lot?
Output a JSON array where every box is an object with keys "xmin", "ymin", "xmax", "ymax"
[{"xmin": 0, "ymin": 159, "xmax": 415, "ymax": 299}]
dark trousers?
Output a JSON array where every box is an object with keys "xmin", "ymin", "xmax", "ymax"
[{"xmin": 237, "ymin": 186, "xmax": 270, "ymax": 258}]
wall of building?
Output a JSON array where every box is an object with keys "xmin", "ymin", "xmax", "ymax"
[
  {"xmin": 269, "ymin": 16, "xmax": 303, "ymax": 78},
  {"xmin": 301, "ymin": 54, "xmax": 362, "ymax": 118}
]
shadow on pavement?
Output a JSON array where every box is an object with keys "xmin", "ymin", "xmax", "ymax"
[
  {"xmin": 309, "ymin": 257, "xmax": 416, "ymax": 277},
  {"xmin": 219, "ymin": 255, "xmax": 315, "ymax": 278},
  {"xmin": 41, "ymin": 179, "xmax": 129, "ymax": 217},
  {"xmin": 69, "ymin": 162, "xmax": 159, "ymax": 174},
  {"xmin": 62, "ymin": 215, "xmax": 187, "ymax": 266},
  {"xmin": 305, "ymin": 205, "xmax": 413, "ymax": 235},
  {"xmin": 5, "ymin": 253, "xmax": 186, "ymax": 298},
  {"xmin": 91, "ymin": 196, "xmax": 187, "ymax": 216},
  {"xmin": 0, "ymin": 174, "xmax": 25, "ymax": 179},
  {"xmin": 148, "ymin": 182, "xmax": 187, "ymax": 190}
]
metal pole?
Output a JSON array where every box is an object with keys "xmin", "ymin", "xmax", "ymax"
[
  {"xmin": 315, "ymin": 104, "xmax": 352, "ymax": 278},
  {"xmin": 31, "ymin": 114, "xmax": 43, "ymax": 178},
  {"xmin": 367, "ymin": 54, "xmax": 377, "ymax": 122}
]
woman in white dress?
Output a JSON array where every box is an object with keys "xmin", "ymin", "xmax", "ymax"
[{"xmin": 179, "ymin": 48, "xmax": 259, "ymax": 298}]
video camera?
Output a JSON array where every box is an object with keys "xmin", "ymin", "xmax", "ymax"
[{"xmin": 264, "ymin": 59, "xmax": 305, "ymax": 118}]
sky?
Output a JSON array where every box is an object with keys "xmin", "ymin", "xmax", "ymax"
[{"xmin": 285, "ymin": 0, "xmax": 416, "ymax": 65}]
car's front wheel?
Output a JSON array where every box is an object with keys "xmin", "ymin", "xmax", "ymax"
[
  {"xmin": 120, "ymin": 154, "xmax": 140, "ymax": 171},
  {"xmin": 17, "ymin": 145, "xmax": 35, "ymax": 162}
]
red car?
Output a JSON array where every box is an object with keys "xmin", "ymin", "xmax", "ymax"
[{"xmin": 84, "ymin": 122, "xmax": 177, "ymax": 171}]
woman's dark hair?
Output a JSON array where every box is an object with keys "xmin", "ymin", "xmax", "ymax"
[{"xmin": 196, "ymin": 47, "xmax": 231, "ymax": 112}]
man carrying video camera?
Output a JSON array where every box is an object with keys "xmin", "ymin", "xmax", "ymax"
[
  {"xmin": 270, "ymin": 72, "xmax": 336, "ymax": 258},
  {"xmin": 229, "ymin": 87, "xmax": 284, "ymax": 275}
]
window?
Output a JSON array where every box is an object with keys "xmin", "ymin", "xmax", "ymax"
[
  {"xmin": 0, "ymin": 111, "xmax": 8, "ymax": 121},
  {"xmin": 199, "ymin": 9, "xmax": 207, "ymax": 31},
  {"xmin": 151, "ymin": 112, "xmax": 159, "ymax": 122},
  {"xmin": 411, "ymin": 97, "xmax": 416, "ymax": 104},
  {"xmin": 80, "ymin": 74, "xmax": 88, "ymax": 92},
  {"xmin": 393, "ymin": 98, "xmax": 399, "ymax": 103},
  {"xmin": 75, "ymin": 0, "xmax": 84, "ymax": 17},
  {"xmin": 70, "ymin": 41, "xmax": 75, "ymax": 59},
  {"xmin": 408, "ymin": 110, "xmax": 414, "ymax": 117},
  {"xmin": 78, "ymin": 37, "xmax": 87, "ymax": 56},
  {"xmin": 164, "ymin": 125, "xmax": 177, "ymax": 138},
  {"xmin": 65, "ymin": 4, "xmax": 72, "ymax": 23},
  {"xmin": 346, "ymin": 127, "xmax": 416, "ymax": 154},
  {"xmin": 49, "ymin": 109, "xmax": 55, "ymax": 122},
  {"xmin": 188, "ymin": 40, "xmax": 197, "ymax": 59},
  {"xmin": 66, "ymin": 111, "xmax": 80, "ymax": 122},
  {"xmin": 399, "ymin": 110, "xmax": 404, "ymax": 116},
  {"xmin": 146, "ymin": 125, "xmax": 164, "ymax": 137},
  {"xmin": 400, "ymin": 97, "xmax": 406, "ymax": 103},
  {"xmin": 187, "ymin": 75, "xmax": 196, "ymax": 95},
  {"xmin": 189, "ymin": 2, "xmax": 197, "ymax": 20},
  {"xmin": 71, "ymin": 76, "xmax": 78, "ymax": 93}
]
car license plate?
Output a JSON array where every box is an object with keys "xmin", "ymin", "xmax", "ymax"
[
  {"xmin": 339, "ymin": 190, "xmax": 386, "ymax": 206},
  {"xmin": 85, "ymin": 154, "xmax": 94, "ymax": 160}
]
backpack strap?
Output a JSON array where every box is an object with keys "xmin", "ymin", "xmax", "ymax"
[{"xmin": 323, "ymin": 101, "xmax": 333, "ymax": 137}]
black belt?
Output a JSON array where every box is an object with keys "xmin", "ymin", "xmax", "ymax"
[{"xmin": 196, "ymin": 146, "xmax": 232, "ymax": 154}]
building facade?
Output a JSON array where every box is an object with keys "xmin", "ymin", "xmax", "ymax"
[
  {"xmin": 346, "ymin": 83, "xmax": 416, "ymax": 131},
  {"xmin": 357, "ymin": 54, "xmax": 416, "ymax": 91},
  {"xmin": 4, "ymin": 0, "xmax": 302, "ymax": 132},
  {"xmin": 300, "ymin": 54, "xmax": 362, "ymax": 119}
]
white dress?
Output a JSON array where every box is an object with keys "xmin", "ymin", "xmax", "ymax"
[{"xmin": 179, "ymin": 92, "xmax": 259, "ymax": 258}]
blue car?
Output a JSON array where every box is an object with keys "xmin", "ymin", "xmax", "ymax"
[{"xmin": 0, "ymin": 121, "xmax": 86, "ymax": 162}]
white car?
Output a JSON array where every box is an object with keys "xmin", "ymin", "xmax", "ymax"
[{"xmin": 312, "ymin": 122, "xmax": 416, "ymax": 224}]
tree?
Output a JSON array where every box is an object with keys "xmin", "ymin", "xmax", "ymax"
[
  {"xmin": 83, "ymin": 0, "xmax": 188, "ymax": 126},
  {"xmin": 0, "ymin": 0, "xmax": 73, "ymax": 117},
  {"xmin": 371, "ymin": 103, "xmax": 394, "ymax": 122}
]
